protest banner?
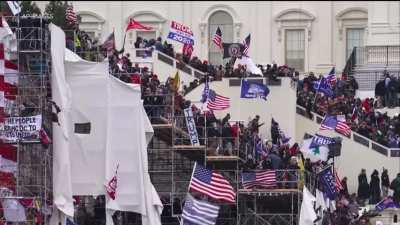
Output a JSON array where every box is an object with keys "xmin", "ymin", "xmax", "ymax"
[
  {"xmin": 1, "ymin": 115, "xmax": 42, "ymax": 142},
  {"xmin": 183, "ymin": 108, "xmax": 200, "ymax": 146},
  {"xmin": 167, "ymin": 21, "xmax": 195, "ymax": 46}
]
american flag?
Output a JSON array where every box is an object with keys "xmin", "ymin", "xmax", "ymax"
[
  {"xmin": 242, "ymin": 170, "xmax": 276, "ymax": 189},
  {"xmin": 182, "ymin": 194, "xmax": 220, "ymax": 225},
  {"xmin": 189, "ymin": 163, "xmax": 236, "ymax": 203},
  {"xmin": 206, "ymin": 89, "xmax": 230, "ymax": 111},
  {"xmin": 319, "ymin": 115, "xmax": 337, "ymax": 131},
  {"xmin": 242, "ymin": 34, "xmax": 251, "ymax": 56},
  {"xmin": 320, "ymin": 115, "xmax": 351, "ymax": 137},
  {"xmin": 65, "ymin": 5, "xmax": 78, "ymax": 25},
  {"xmin": 334, "ymin": 168, "xmax": 343, "ymax": 192},
  {"xmin": 102, "ymin": 32, "xmax": 115, "ymax": 51},
  {"xmin": 336, "ymin": 115, "xmax": 351, "ymax": 137},
  {"xmin": 324, "ymin": 67, "xmax": 337, "ymax": 86},
  {"xmin": 212, "ymin": 27, "xmax": 223, "ymax": 50}
]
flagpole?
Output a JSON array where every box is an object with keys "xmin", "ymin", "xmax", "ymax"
[{"xmin": 187, "ymin": 162, "xmax": 197, "ymax": 193}]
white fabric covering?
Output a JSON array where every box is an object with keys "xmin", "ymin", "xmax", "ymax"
[
  {"xmin": 50, "ymin": 24, "xmax": 162, "ymax": 225},
  {"xmin": 49, "ymin": 24, "xmax": 74, "ymax": 219}
]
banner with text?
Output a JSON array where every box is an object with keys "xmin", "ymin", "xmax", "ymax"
[
  {"xmin": 1, "ymin": 115, "xmax": 42, "ymax": 142},
  {"xmin": 184, "ymin": 108, "xmax": 200, "ymax": 146},
  {"xmin": 167, "ymin": 21, "xmax": 195, "ymax": 46}
]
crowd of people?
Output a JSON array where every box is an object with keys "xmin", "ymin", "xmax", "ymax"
[
  {"xmin": 296, "ymin": 72, "xmax": 400, "ymax": 148},
  {"xmin": 63, "ymin": 28, "xmax": 400, "ymax": 225}
]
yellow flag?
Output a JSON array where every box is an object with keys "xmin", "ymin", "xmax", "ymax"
[
  {"xmin": 74, "ymin": 34, "xmax": 81, "ymax": 48},
  {"xmin": 298, "ymin": 156, "xmax": 305, "ymax": 189},
  {"xmin": 173, "ymin": 71, "xmax": 180, "ymax": 92}
]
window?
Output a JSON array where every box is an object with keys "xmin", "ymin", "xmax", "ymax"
[
  {"xmin": 208, "ymin": 11, "xmax": 233, "ymax": 65},
  {"xmin": 346, "ymin": 28, "xmax": 364, "ymax": 59},
  {"xmin": 285, "ymin": 29, "xmax": 305, "ymax": 72},
  {"xmin": 128, "ymin": 30, "xmax": 156, "ymax": 47}
]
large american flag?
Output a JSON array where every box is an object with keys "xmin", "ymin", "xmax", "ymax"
[
  {"xmin": 334, "ymin": 168, "xmax": 343, "ymax": 192},
  {"xmin": 212, "ymin": 27, "xmax": 223, "ymax": 50},
  {"xmin": 320, "ymin": 115, "xmax": 351, "ymax": 137},
  {"xmin": 242, "ymin": 34, "xmax": 251, "ymax": 56},
  {"xmin": 241, "ymin": 170, "xmax": 276, "ymax": 189},
  {"xmin": 189, "ymin": 163, "xmax": 236, "ymax": 203},
  {"xmin": 65, "ymin": 5, "xmax": 78, "ymax": 25},
  {"xmin": 182, "ymin": 194, "xmax": 220, "ymax": 225},
  {"xmin": 325, "ymin": 67, "xmax": 337, "ymax": 86},
  {"xmin": 336, "ymin": 115, "xmax": 351, "ymax": 137},
  {"xmin": 319, "ymin": 115, "xmax": 337, "ymax": 131},
  {"xmin": 206, "ymin": 89, "xmax": 230, "ymax": 111}
]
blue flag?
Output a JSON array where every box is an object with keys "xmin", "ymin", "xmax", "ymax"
[
  {"xmin": 319, "ymin": 166, "xmax": 338, "ymax": 200},
  {"xmin": 309, "ymin": 134, "xmax": 336, "ymax": 148},
  {"xmin": 201, "ymin": 79, "xmax": 209, "ymax": 103},
  {"xmin": 66, "ymin": 218, "xmax": 76, "ymax": 225},
  {"xmin": 313, "ymin": 77, "xmax": 334, "ymax": 97},
  {"xmin": 240, "ymin": 79, "xmax": 270, "ymax": 100},
  {"xmin": 375, "ymin": 197, "xmax": 400, "ymax": 211}
]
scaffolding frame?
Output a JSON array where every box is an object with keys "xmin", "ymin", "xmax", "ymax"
[
  {"xmin": 145, "ymin": 93, "xmax": 308, "ymax": 225},
  {"xmin": 0, "ymin": 16, "xmax": 52, "ymax": 225},
  {"xmin": 61, "ymin": 29, "xmax": 315, "ymax": 224}
]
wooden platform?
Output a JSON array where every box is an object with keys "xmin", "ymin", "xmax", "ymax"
[
  {"xmin": 173, "ymin": 145, "xmax": 206, "ymax": 150},
  {"xmin": 238, "ymin": 188, "xmax": 301, "ymax": 194},
  {"xmin": 206, "ymin": 155, "xmax": 245, "ymax": 163},
  {"xmin": 152, "ymin": 124, "xmax": 173, "ymax": 129}
]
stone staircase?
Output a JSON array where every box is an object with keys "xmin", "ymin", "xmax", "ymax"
[{"xmin": 347, "ymin": 46, "xmax": 400, "ymax": 91}]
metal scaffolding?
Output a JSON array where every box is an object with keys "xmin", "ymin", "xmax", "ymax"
[
  {"xmin": 61, "ymin": 29, "xmax": 316, "ymax": 225},
  {"xmin": 0, "ymin": 16, "xmax": 52, "ymax": 224}
]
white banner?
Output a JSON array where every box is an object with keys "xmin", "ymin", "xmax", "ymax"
[
  {"xmin": 183, "ymin": 108, "xmax": 200, "ymax": 146},
  {"xmin": 1, "ymin": 115, "xmax": 42, "ymax": 142},
  {"xmin": 7, "ymin": 1, "xmax": 21, "ymax": 16}
]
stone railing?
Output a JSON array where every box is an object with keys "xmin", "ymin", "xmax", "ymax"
[{"xmin": 296, "ymin": 105, "xmax": 400, "ymax": 157}]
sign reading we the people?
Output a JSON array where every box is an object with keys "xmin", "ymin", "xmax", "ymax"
[{"xmin": 1, "ymin": 115, "xmax": 42, "ymax": 142}]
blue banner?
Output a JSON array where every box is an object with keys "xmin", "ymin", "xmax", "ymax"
[
  {"xmin": 319, "ymin": 166, "xmax": 338, "ymax": 200},
  {"xmin": 310, "ymin": 134, "xmax": 336, "ymax": 148},
  {"xmin": 240, "ymin": 80, "xmax": 270, "ymax": 100},
  {"xmin": 184, "ymin": 108, "xmax": 200, "ymax": 146},
  {"xmin": 167, "ymin": 32, "xmax": 194, "ymax": 45}
]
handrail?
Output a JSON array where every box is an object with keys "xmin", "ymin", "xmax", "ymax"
[
  {"xmin": 296, "ymin": 105, "xmax": 400, "ymax": 157},
  {"xmin": 354, "ymin": 45, "xmax": 400, "ymax": 66},
  {"xmin": 150, "ymin": 49, "xmax": 207, "ymax": 79},
  {"xmin": 343, "ymin": 47, "xmax": 356, "ymax": 77}
]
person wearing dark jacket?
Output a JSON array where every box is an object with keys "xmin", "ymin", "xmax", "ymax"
[
  {"xmin": 369, "ymin": 169, "xmax": 381, "ymax": 204},
  {"xmin": 340, "ymin": 177, "xmax": 349, "ymax": 198},
  {"xmin": 357, "ymin": 169, "xmax": 369, "ymax": 205},
  {"xmin": 390, "ymin": 173, "xmax": 400, "ymax": 204},
  {"xmin": 381, "ymin": 169, "xmax": 390, "ymax": 198}
]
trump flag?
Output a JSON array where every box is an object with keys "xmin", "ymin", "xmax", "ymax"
[{"xmin": 240, "ymin": 79, "xmax": 270, "ymax": 100}]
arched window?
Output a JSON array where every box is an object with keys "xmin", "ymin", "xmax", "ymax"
[
  {"xmin": 208, "ymin": 11, "xmax": 233, "ymax": 65},
  {"xmin": 77, "ymin": 11, "xmax": 105, "ymax": 41}
]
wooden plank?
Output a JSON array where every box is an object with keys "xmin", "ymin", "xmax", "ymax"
[
  {"xmin": 238, "ymin": 189, "xmax": 300, "ymax": 194},
  {"xmin": 152, "ymin": 124, "xmax": 173, "ymax": 129},
  {"xmin": 206, "ymin": 156, "xmax": 244, "ymax": 162},
  {"xmin": 173, "ymin": 145, "xmax": 206, "ymax": 150}
]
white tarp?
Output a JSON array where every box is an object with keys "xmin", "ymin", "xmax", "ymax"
[
  {"xmin": 50, "ymin": 24, "xmax": 162, "ymax": 225},
  {"xmin": 49, "ymin": 24, "xmax": 74, "ymax": 219}
]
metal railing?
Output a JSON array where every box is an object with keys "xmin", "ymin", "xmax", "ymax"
[
  {"xmin": 155, "ymin": 50, "xmax": 206, "ymax": 79},
  {"xmin": 343, "ymin": 47, "xmax": 356, "ymax": 77},
  {"xmin": 296, "ymin": 105, "xmax": 400, "ymax": 157},
  {"xmin": 355, "ymin": 46, "xmax": 400, "ymax": 66}
]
